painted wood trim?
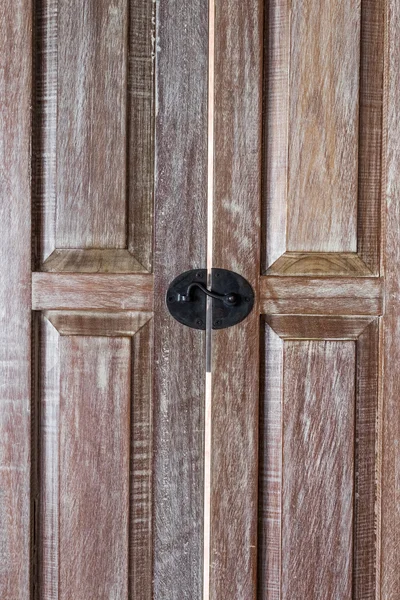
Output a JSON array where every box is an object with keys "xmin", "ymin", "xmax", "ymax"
[
  {"xmin": 32, "ymin": 273, "xmax": 154, "ymax": 311},
  {"xmin": 0, "ymin": 2, "xmax": 32, "ymax": 598}
]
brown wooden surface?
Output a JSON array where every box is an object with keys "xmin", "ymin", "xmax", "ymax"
[
  {"xmin": 152, "ymin": 0, "xmax": 208, "ymax": 597},
  {"xmin": 262, "ymin": 0, "xmax": 384, "ymax": 275},
  {"xmin": 259, "ymin": 318, "xmax": 380, "ymax": 598},
  {"xmin": 260, "ymin": 276, "xmax": 383, "ymax": 316},
  {"xmin": 381, "ymin": 0, "xmax": 400, "ymax": 595},
  {"xmin": 0, "ymin": 2, "xmax": 32, "ymax": 598},
  {"xmin": 282, "ymin": 341, "xmax": 355, "ymax": 598},
  {"xmin": 210, "ymin": 0, "xmax": 263, "ymax": 597},
  {"xmin": 32, "ymin": 0, "xmax": 155, "ymax": 271},
  {"xmin": 36, "ymin": 314, "xmax": 154, "ymax": 599},
  {"xmin": 32, "ymin": 273, "xmax": 153, "ymax": 311}
]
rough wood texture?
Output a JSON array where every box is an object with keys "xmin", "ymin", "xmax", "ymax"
[
  {"xmin": 32, "ymin": 273, "xmax": 153, "ymax": 311},
  {"xmin": 262, "ymin": 0, "xmax": 384, "ymax": 275},
  {"xmin": 45, "ymin": 310, "xmax": 151, "ymax": 337},
  {"xmin": 36, "ymin": 314, "xmax": 154, "ymax": 599},
  {"xmin": 59, "ymin": 336, "xmax": 130, "ymax": 599},
  {"xmin": 259, "ymin": 318, "xmax": 380, "ymax": 598},
  {"xmin": 282, "ymin": 341, "xmax": 355, "ymax": 599},
  {"xmin": 32, "ymin": 0, "xmax": 155, "ymax": 271},
  {"xmin": 42, "ymin": 249, "xmax": 147, "ymax": 273},
  {"xmin": 266, "ymin": 252, "xmax": 373, "ymax": 277},
  {"xmin": 381, "ymin": 0, "xmax": 400, "ymax": 595},
  {"xmin": 260, "ymin": 276, "xmax": 383, "ymax": 315},
  {"xmin": 0, "ymin": 2, "xmax": 32, "ymax": 598},
  {"xmin": 152, "ymin": 0, "xmax": 208, "ymax": 596},
  {"xmin": 210, "ymin": 0, "xmax": 262, "ymax": 597}
]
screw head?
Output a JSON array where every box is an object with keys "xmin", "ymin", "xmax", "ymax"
[
  {"xmin": 225, "ymin": 293, "xmax": 237, "ymax": 305},
  {"xmin": 196, "ymin": 319, "xmax": 203, "ymax": 327},
  {"xmin": 196, "ymin": 272, "xmax": 203, "ymax": 278},
  {"xmin": 168, "ymin": 296, "xmax": 174, "ymax": 302},
  {"xmin": 214, "ymin": 319, "xmax": 222, "ymax": 327}
]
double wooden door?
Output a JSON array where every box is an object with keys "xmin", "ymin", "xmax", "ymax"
[{"xmin": 1, "ymin": 0, "xmax": 399, "ymax": 598}]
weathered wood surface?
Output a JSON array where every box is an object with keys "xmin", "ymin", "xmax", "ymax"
[
  {"xmin": 210, "ymin": 0, "xmax": 262, "ymax": 597},
  {"xmin": 0, "ymin": 2, "xmax": 32, "ymax": 598},
  {"xmin": 262, "ymin": 0, "xmax": 384, "ymax": 275},
  {"xmin": 32, "ymin": 0, "xmax": 155, "ymax": 270},
  {"xmin": 381, "ymin": 0, "xmax": 400, "ymax": 595},
  {"xmin": 152, "ymin": 0, "xmax": 208, "ymax": 597},
  {"xmin": 265, "ymin": 314, "xmax": 374, "ymax": 340},
  {"xmin": 32, "ymin": 273, "xmax": 153, "ymax": 311},
  {"xmin": 45, "ymin": 310, "xmax": 152, "ymax": 337},
  {"xmin": 260, "ymin": 276, "xmax": 383, "ymax": 315},
  {"xmin": 282, "ymin": 341, "xmax": 355, "ymax": 598}
]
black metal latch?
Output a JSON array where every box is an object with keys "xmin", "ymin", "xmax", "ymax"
[{"xmin": 166, "ymin": 268, "xmax": 254, "ymax": 330}]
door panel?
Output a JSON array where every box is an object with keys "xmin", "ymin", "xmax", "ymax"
[
  {"xmin": 32, "ymin": 0, "xmax": 154, "ymax": 272},
  {"xmin": 263, "ymin": 0, "xmax": 384, "ymax": 275}
]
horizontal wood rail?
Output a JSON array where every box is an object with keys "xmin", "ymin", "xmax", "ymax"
[
  {"xmin": 32, "ymin": 273, "xmax": 383, "ymax": 317},
  {"xmin": 32, "ymin": 273, "xmax": 154, "ymax": 311}
]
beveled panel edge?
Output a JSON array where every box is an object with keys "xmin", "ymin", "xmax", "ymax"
[
  {"xmin": 44, "ymin": 310, "xmax": 153, "ymax": 337},
  {"xmin": 41, "ymin": 249, "xmax": 149, "ymax": 274},
  {"xmin": 264, "ymin": 314, "xmax": 375, "ymax": 340},
  {"xmin": 265, "ymin": 252, "xmax": 374, "ymax": 277}
]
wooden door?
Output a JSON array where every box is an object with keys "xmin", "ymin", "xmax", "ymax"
[{"xmin": 1, "ymin": 1, "xmax": 399, "ymax": 599}]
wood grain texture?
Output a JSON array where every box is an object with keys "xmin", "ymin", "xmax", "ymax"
[
  {"xmin": 45, "ymin": 310, "xmax": 152, "ymax": 337},
  {"xmin": 265, "ymin": 314, "xmax": 374, "ymax": 340},
  {"xmin": 260, "ymin": 276, "xmax": 383, "ymax": 316},
  {"xmin": 32, "ymin": 0, "xmax": 155, "ymax": 271},
  {"xmin": 0, "ymin": 2, "xmax": 32, "ymax": 598},
  {"xmin": 32, "ymin": 273, "xmax": 153, "ymax": 311},
  {"xmin": 128, "ymin": 0, "xmax": 155, "ymax": 272},
  {"xmin": 288, "ymin": 0, "xmax": 360, "ymax": 252},
  {"xmin": 258, "ymin": 318, "xmax": 380, "ymax": 598},
  {"xmin": 357, "ymin": 0, "xmax": 385, "ymax": 274},
  {"xmin": 56, "ymin": 0, "xmax": 127, "ymax": 249},
  {"xmin": 282, "ymin": 341, "xmax": 355, "ymax": 599},
  {"xmin": 59, "ymin": 336, "xmax": 130, "ymax": 599},
  {"xmin": 266, "ymin": 252, "xmax": 373, "ymax": 277},
  {"xmin": 381, "ymin": 0, "xmax": 400, "ymax": 595},
  {"xmin": 258, "ymin": 323, "xmax": 283, "ymax": 599},
  {"xmin": 36, "ymin": 315, "xmax": 154, "ymax": 599},
  {"xmin": 152, "ymin": 0, "xmax": 208, "ymax": 596},
  {"xmin": 262, "ymin": 0, "xmax": 384, "ymax": 275},
  {"xmin": 210, "ymin": 0, "xmax": 262, "ymax": 597},
  {"xmin": 42, "ymin": 249, "xmax": 147, "ymax": 273}
]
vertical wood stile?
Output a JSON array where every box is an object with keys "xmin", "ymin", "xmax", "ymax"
[
  {"xmin": 381, "ymin": 0, "xmax": 400, "ymax": 596},
  {"xmin": 210, "ymin": 0, "xmax": 263, "ymax": 597},
  {"xmin": 152, "ymin": 0, "xmax": 208, "ymax": 597},
  {"xmin": 0, "ymin": 2, "xmax": 32, "ymax": 598}
]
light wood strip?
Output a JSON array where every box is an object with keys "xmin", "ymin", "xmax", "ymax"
[
  {"xmin": 0, "ymin": 2, "xmax": 32, "ymax": 598},
  {"xmin": 287, "ymin": 0, "xmax": 360, "ymax": 252},
  {"xmin": 282, "ymin": 341, "xmax": 355, "ymax": 598},
  {"xmin": 210, "ymin": 0, "xmax": 262, "ymax": 597},
  {"xmin": 32, "ymin": 273, "xmax": 153, "ymax": 311},
  {"xmin": 381, "ymin": 0, "xmax": 400, "ymax": 595},
  {"xmin": 258, "ymin": 323, "xmax": 283, "ymax": 599},
  {"xmin": 152, "ymin": 0, "xmax": 208, "ymax": 596},
  {"xmin": 42, "ymin": 249, "xmax": 147, "ymax": 274},
  {"xmin": 266, "ymin": 252, "xmax": 373, "ymax": 277},
  {"xmin": 59, "ymin": 336, "xmax": 130, "ymax": 600},
  {"xmin": 260, "ymin": 276, "xmax": 383, "ymax": 316}
]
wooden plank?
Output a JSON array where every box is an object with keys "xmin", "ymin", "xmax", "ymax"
[
  {"xmin": 381, "ymin": 0, "xmax": 400, "ymax": 595},
  {"xmin": 281, "ymin": 341, "xmax": 355, "ymax": 598},
  {"xmin": 152, "ymin": 0, "xmax": 208, "ymax": 596},
  {"xmin": 59, "ymin": 336, "xmax": 130, "ymax": 599},
  {"xmin": 287, "ymin": 0, "xmax": 360, "ymax": 253},
  {"xmin": 56, "ymin": 0, "xmax": 127, "ymax": 249},
  {"xmin": 260, "ymin": 276, "xmax": 383, "ymax": 316},
  {"xmin": 0, "ymin": 2, "xmax": 32, "ymax": 598},
  {"xmin": 42, "ymin": 249, "xmax": 147, "ymax": 273},
  {"xmin": 210, "ymin": 0, "xmax": 263, "ymax": 597},
  {"xmin": 266, "ymin": 252, "xmax": 373, "ymax": 277},
  {"xmin": 32, "ymin": 273, "xmax": 153, "ymax": 311},
  {"xmin": 128, "ymin": 0, "xmax": 155, "ymax": 272}
]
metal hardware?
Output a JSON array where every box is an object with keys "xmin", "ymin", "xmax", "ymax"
[{"xmin": 166, "ymin": 268, "xmax": 254, "ymax": 330}]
